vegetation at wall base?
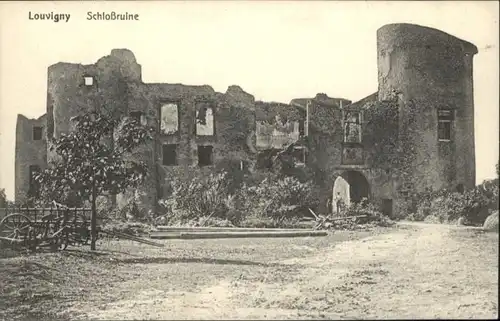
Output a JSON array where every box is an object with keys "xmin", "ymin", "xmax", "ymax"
[
  {"xmin": 405, "ymin": 167, "xmax": 499, "ymax": 227},
  {"xmin": 153, "ymin": 169, "xmax": 393, "ymax": 230}
]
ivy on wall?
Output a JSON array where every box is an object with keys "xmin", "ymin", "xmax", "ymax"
[
  {"xmin": 362, "ymin": 99, "xmax": 399, "ymax": 169},
  {"xmin": 217, "ymin": 103, "xmax": 254, "ymax": 154},
  {"xmin": 309, "ymin": 103, "xmax": 339, "ymax": 135}
]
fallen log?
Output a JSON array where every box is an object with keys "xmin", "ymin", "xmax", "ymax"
[
  {"xmin": 100, "ymin": 230, "xmax": 164, "ymax": 247},
  {"xmin": 150, "ymin": 230, "xmax": 328, "ymax": 240}
]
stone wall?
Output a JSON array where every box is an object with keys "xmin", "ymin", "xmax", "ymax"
[
  {"xmin": 290, "ymin": 93, "xmax": 400, "ymax": 216},
  {"xmin": 125, "ymin": 82, "xmax": 259, "ymax": 211}
]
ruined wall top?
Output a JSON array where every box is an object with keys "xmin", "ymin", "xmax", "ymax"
[
  {"xmin": 110, "ymin": 48, "xmax": 137, "ymax": 63},
  {"xmin": 345, "ymin": 92, "xmax": 378, "ymax": 109},
  {"xmin": 290, "ymin": 93, "xmax": 351, "ymax": 109},
  {"xmin": 377, "ymin": 23, "xmax": 478, "ymax": 55},
  {"xmin": 17, "ymin": 113, "xmax": 47, "ymax": 123},
  {"xmin": 48, "ymin": 49, "xmax": 137, "ymax": 68},
  {"xmin": 47, "ymin": 49, "xmax": 142, "ymax": 82}
]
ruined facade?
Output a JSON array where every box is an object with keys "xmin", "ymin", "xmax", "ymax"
[{"xmin": 15, "ymin": 23, "xmax": 478, "ymax": 217}]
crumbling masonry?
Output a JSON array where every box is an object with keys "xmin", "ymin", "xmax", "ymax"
[{"xmin": 15, "ymin": 23, "xmax": 478, "ymax": 217}]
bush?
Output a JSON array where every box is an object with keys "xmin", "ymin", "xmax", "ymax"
[
  {"xmin": 237, "ymin": 174, "xmax": 319, "ymax": 222},
  {"xmin": 160, "ymin": 171, "xmax": 232, "ymax": 224},
  {"xmin": 159, "ymin": 168, "xmax": 398, "ymax": 229},
  {"xmin": 159, "ymin": 170, "xmax": 319, "ymax": 227},
  {"xmin": 411, "ymin": 179, "xmax": 499, "ymax": 225}
]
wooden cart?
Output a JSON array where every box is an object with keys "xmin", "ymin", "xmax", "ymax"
[{"xmin": 0, "ymin": 205, "xmax": 94, "ymax": 252}]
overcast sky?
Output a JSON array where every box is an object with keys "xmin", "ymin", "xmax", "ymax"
[{"xmin": 0, "ymin": 1, "xmax": 498, "ymax": 200}]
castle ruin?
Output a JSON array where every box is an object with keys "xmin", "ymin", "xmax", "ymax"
[{"xmin": 15, "ymin": 23, "xmax": 478, "ymax": 217}]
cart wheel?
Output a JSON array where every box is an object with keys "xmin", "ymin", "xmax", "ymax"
[{"xmin": 0, "ymin": 214, "xmax": 33, "ymax": 248}]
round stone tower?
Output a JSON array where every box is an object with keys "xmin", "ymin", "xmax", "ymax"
[{"xmin": 377, "ymin": 23, "xmax": 478, "ymax": 192}]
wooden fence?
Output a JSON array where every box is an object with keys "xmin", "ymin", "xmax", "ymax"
[{"xmin": 0, "ymin": 207, "xmax": 92, "ymax": 222}]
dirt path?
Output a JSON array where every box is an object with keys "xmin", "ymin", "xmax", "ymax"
[{"xmin": 69, "ymin": 223, "xmax": 498, "ymax": 320}]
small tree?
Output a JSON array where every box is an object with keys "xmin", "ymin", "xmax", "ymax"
[{"xmin": 36, "ymin": 109, "xmax": 153, "ymax": 250}]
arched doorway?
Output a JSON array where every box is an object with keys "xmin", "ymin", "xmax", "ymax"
[{"xmin": 332, "ymin": 170, "xmax": 370, "ymax": 214}]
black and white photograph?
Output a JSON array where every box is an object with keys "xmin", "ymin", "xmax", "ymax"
[{"xmin": 0, "ymin": 1, "xmax": 498, "ymax": 320}]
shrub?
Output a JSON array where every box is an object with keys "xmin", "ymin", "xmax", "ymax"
[
  {"xmin": 412, "ymin": 180, "xmax": 498, "ymax": 225},
  {"xmin": 477, "ymin": 178, "xmax": 499, "ymax": 211},
  {"xmin": 237, "ymin": 174, "xmax": 319, "ymax": 222},
  {"xmin": 159, "ymin": 170, "xmax": 319, "ymax": 227},
  {"xmin": 406, "ymin": 187, "xmax": 449, "ymax": 220},
  {"xmin": 160, "ymin": 171, "xmax": 233, "ymax": 224}
]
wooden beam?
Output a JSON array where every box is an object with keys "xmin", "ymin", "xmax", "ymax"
[
  {"xmin": 155, "ymin": 226, "xmax": 309, "ymax": 233},
  {"xmin": 150, "ymin": 230, "xmax": 328, "ymax": 240}
]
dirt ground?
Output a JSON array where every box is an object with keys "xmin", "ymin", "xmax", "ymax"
[{"xmin": 1, "ymin": 223, "xmax": 498, "ymax": 320}]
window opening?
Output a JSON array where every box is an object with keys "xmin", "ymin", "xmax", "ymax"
[
  {"xmin": 198, "ymin": 145, "xmax": 213, "ymax": 166},
  {"xmin": 84, "ymin": 76, "xmax": 94, "ymax": 86},
  {"xmin": 130, "ymin": 111, "xmax": 147, "ymax": 126},
  {"xmin": 33, "ymin": 126, "xmax": 43, "ymax": 140},
  {"xmin": 438, "ymin": 110, "xmax": 453, "ymax": 141},
  {"xmin": 196, "ymin": 103, "xmax": 214, "ymax": 136},
  {"xmin": 160, "ymin": 103, "xmax": 179, "ymax": 134},
  {"xmin": 162, "ymin": 144, "xmax": 178, "ymax": 166}
]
